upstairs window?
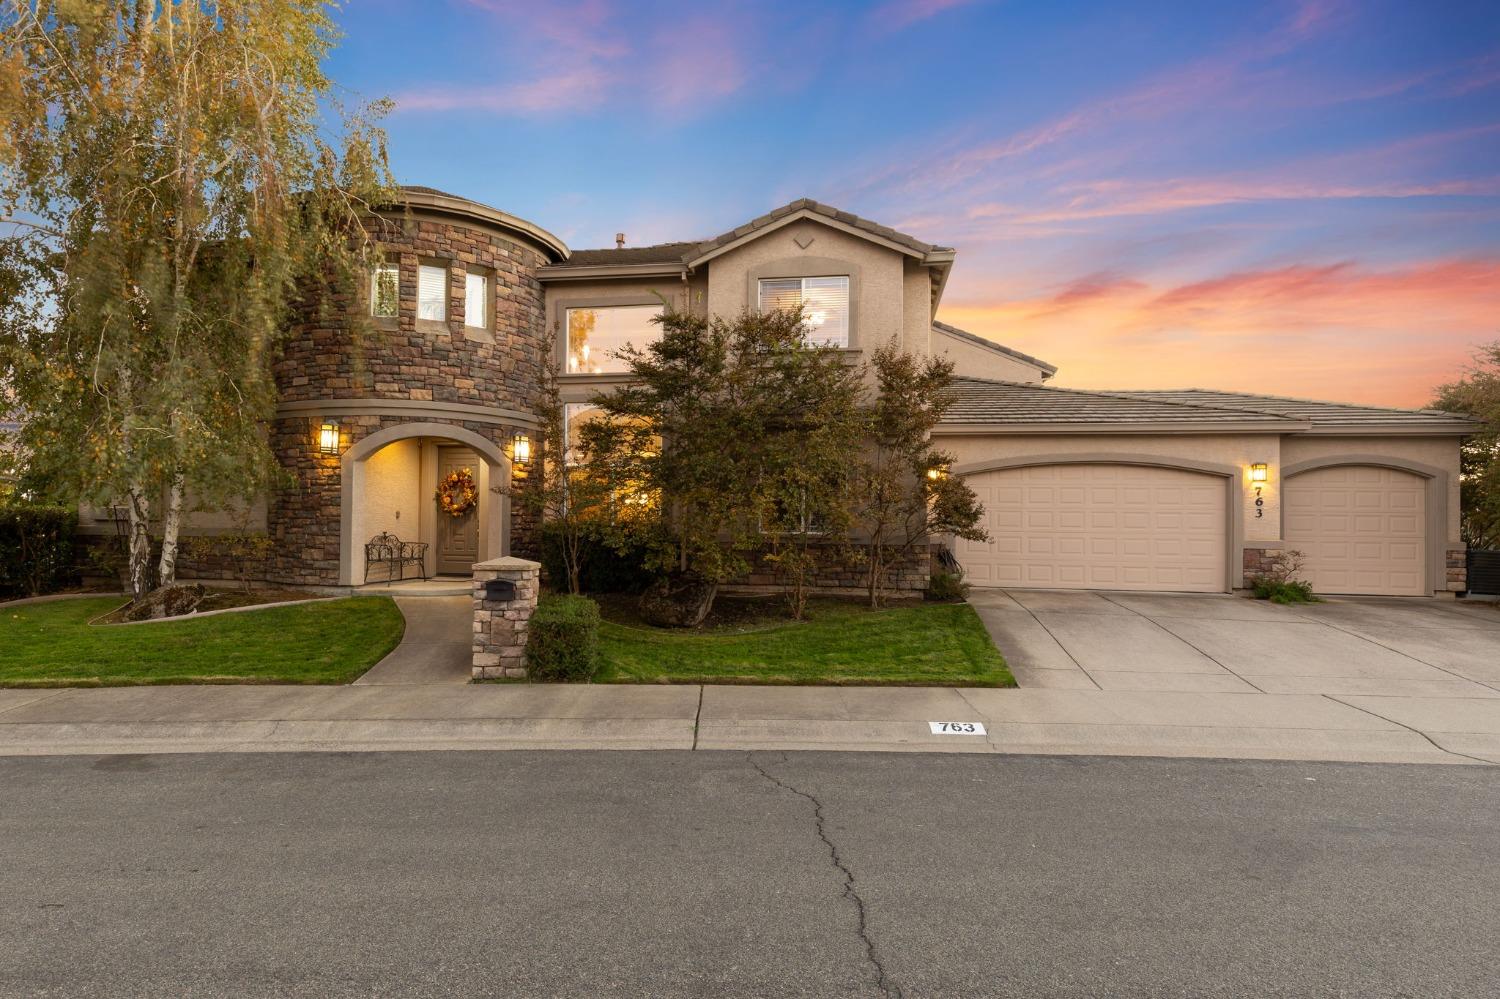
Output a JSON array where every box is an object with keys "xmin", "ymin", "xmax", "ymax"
[
  {"xmin": 417, "ymin": 263, "xmax": 447, "ymax": 322},
  {"xmin": 566, "ymin": 304, "xmax": 662, "ymax": 374},
  {"xmin": 758, "ymin": 276, "xmax": 850, "ymax": 348},
  {"xmin": 464, "ymin": 271, "xmax": 489, "ymax": 329},
  {"xmin": 370, "ymin": 263, "xmax": 399, "ymax": 318}
]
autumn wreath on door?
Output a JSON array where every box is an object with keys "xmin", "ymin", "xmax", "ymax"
[{"xmin": 436, "ymin": 467, "xmax": 479, "ymax": 517}]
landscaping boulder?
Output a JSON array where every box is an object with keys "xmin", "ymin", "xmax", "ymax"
[
  {"xmin": 638, "ymin": 573, "xmax": 717, "ymax": 628},
  {"xmin": 120, "ymin": 583, "xmax": 209, "ymax": 622}
]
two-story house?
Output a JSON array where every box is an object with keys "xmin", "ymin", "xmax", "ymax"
[{"xmin": 82, "ymin": 187, "xmax": 1473, "ymax": 598}]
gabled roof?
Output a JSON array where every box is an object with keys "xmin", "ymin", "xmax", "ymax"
[
  {"xmin": 932, "ymin": 321, "xmax": 1057, "ymax": 378},
  {"xmin": 1113, "ymin": 389, "xmax": 1477, "ymax": 429},
  {"xmin": 542, "ymin": 198, "xmax": 956, "ymax": 278},
  {"xmin": 937, "ymin": 378, "xmax": 1479, "ymax": 434},
  {"xmin": 685, "ymin": 198, "xmax": 953, "ymax": 266}
]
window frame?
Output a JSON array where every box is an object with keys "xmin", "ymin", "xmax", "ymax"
[
  {"xmin": 464, "ymin": 268, "xmax": 491, "ymax": 331},
  {"xmin": 756, "ymin": 274, "xmax": 851, "ymax": 348},
  {"xmin": 558, "ymin": 299, "xmax": 666, "ymax": 375},
  {"xmin": 369, "ymin": 262, "xmax": 400, "ymax": 319},
  {"xmin": 416, "ymin": 261, "xmax": 448, "ymax": 323}
]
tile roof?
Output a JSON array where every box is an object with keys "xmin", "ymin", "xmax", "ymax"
[
  {"xmin": 551, "ymin": 198, "xmax": 954, "ymax": 270},
  {"xmin": 941, "ymin": 379, "xmax": 1477, "ymax": 430},
  {"xmin": 943, "ymin": 378, "xmax": 1299, "ymax": 426},
  {"xmin": 1114, "ymin": 389, "xmax": 1474, "ymax": 428},
  {"xmin": 564, "ymin": 242, "xmax": 703, "ymax": 267},
  {"xmin": 932, "ymin": 321, "xmax": 1057, "ymax": 376}
]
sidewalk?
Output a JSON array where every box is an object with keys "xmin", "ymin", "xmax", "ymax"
[{"xmin": 2, "ymin": 682, "xmax": 1497, "ymax": 764}]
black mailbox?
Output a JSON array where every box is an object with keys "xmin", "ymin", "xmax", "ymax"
[{"xmin": 484, "ymin": 579, "xmax": 517, "ymax": 601}]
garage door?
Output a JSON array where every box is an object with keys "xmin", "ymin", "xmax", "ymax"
[
  {"xmin": 1283, "ymin": 466, "xmax": 1426, "ymax": 596},
  {"xmin": 955, "ymin": 463, "xmax": 1228, "ymax": 592}
]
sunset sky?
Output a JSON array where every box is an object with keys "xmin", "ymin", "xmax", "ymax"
[{"xmin": 331, "ymin": 0, "xmax": 1500, "ymax": 407}]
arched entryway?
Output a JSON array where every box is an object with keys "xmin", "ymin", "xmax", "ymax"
[{"xmin": 338, "ymin": 423, "xmax": 511, "ymax": 585}]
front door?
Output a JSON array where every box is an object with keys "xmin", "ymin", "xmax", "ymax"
[{"xmin": 436, "ymin": 446, "xmax": 481, "ymax": 575}]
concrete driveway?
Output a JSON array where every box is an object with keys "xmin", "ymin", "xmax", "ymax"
[{"xmin": 969, "ymin": 588, "xmax": 1500, "ymax": 698}]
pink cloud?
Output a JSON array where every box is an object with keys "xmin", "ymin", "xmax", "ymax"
[
  {"xmin": 398, "ymin": 0, "xmax": 785, "ymax": 118},
  {"xmin": 869, "ymin": 0, "xmax": 980, "ymax": 32},
  {"xmin": 939, "ymin": 257, "xmax": 1500, "ymax": 406}
]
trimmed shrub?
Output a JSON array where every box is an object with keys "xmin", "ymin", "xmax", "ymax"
[
  {"xmin": 540, "ymin": 521, "xmax": 654, "ymax": 594},
  {"xmin": 1248, "ymin": 549, "xmax": 1318, "ymax": 605},
  {"xmin": 1251, "ymin": 578, "xmax": 1318, "ymax": 605},
  {"xmin": 0, "ymin": 504, "xmax": 79, "ymax": 598},
  {"xmin": 525, "ymin": 595, "xmax": 601, "ymax": 682},
  {"xmin": 925, "ymin": 569, "xmax": 969, "ymax": 602}
]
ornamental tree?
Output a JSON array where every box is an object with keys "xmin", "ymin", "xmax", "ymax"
[
  {"xmin": 1433, "ymin": 341, "xmax": 1500, "ymax": 549},
  {"xmin": 0, "ymin": 0, "xmax": 394, "ymax": 599},
  {"xmin": 580, "ymin": 306, "xmax": 865, "ymax": 618},
  {"xmin": 853, "ymin": 343, "xmax": 988, "ymax": 606}
]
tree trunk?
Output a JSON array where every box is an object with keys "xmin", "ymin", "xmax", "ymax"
[
  {"xmin": 158, "ymin": 469, "xmax": 185, "ymax": 587},
  {"xmin": 125, "ymin": 486, "xmax": 153, "ymax": 601}
]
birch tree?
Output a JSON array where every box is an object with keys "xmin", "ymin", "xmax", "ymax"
[{"xmin": 0, "ymin": 0, "xmax": 393, "ymax": 599}]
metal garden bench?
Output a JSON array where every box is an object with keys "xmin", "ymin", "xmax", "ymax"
[{"xmin": 364, "ymin": 532, "xmax": 429, "ymax": 584}]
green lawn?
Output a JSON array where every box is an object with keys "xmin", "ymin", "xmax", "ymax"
[
  {"xmin": 595, "ymin": 598, "xmax": 1013, "ymax": 686},
  {"xmin": 0, "ymin": 595, "xmax": 405, "ymax": 687}
]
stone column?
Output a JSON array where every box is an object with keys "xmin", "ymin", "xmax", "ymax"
[{"xmin": 471, "ymin": 556, "xmax": 541, "ymax": 680}]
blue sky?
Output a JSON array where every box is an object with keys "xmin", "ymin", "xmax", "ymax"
[{"xmin": 327, "ymin": 0, "xmax": 1500, "ymax": 405}]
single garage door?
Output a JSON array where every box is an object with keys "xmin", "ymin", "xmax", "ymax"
[
  {"xmin": 955, "ymin": 463, "xmax": 1228, "ymax": 592},
  {"xmin": 1283, "ymin": 465, "xmax": 1426, "ymax": 596}
]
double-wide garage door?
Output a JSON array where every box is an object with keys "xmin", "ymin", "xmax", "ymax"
[{"xmin": 956, "ymin": 464, "xmax": 1228, "ymax": 592}]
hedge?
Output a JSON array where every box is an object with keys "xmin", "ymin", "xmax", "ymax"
[
  {"xmin": 524, "ymin": 594, "xmax": 601, "ymax": 682},
  {"xmin": 0, "ymin": 504, "xmax": 79, "ymax": 599}
]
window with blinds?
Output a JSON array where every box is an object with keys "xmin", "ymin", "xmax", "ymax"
[
  {"xmin": 757, "ymin": 276, "xmax": 850, "ymax": 347},
  {"xmin": 370, "ymin": 263, "xmax": 399, "ymax": 318},
  {"xmin": 417, "ymin": 264, "xmax": 447, "ymax": 321},
  {"xmin": 464, "ymin": 271, "xmax": 488, "ymax": 329}
]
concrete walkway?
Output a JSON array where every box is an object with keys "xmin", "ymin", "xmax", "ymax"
[
  {"xmin": 2, "ymin": 681, "xmax": 1499, "ymax": 764},
  {"xmin": 352, "ymin": 597, "xmax": 471, "ymax": 685}
]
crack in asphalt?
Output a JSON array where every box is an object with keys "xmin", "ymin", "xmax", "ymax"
[{"xmin": 747, "ymin": 752, "xmax": 900, "ymax": 999}]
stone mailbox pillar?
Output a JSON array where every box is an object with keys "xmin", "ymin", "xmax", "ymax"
[{"xmin": 471, "ymin": 556, "xmax": 541, "ymax": 680}]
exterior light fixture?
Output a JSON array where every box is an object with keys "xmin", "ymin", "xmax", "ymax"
[
  {"xmin": 1250, "ymin": 462, "xmax": 1268, "ymax": 483},
  {"xmin": 318, "ymin": 422, "xmax": 341, "ymax": 456},
  {"xmin": 512, "ymin": 433, "xmax": 532, "ymax": 466},
  {"xmin": 926, "ymin": 465, "xmax": 949, "ymax": 482}
]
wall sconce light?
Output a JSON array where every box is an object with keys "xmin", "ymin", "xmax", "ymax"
[
  {"xmin": 512, "ymin": 433, "xmax": 532, "ymax": 466},
  {"xmin": 1250, "ymin": 462, "xmax": 1268, "ymax": 483},
  {"xmin": 318, "ymin": 422, "xmax": 341, "ymax": 456},
  {"xmin": 926, "ymin": 464, "xmax": 949, "ymax": 482}
]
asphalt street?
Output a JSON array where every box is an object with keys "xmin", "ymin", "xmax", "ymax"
[{"xmin": 2, "ymin": 751, "xmax": 1497, "ymax": 998}]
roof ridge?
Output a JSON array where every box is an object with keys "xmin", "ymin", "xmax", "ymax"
[
  {"xmin": 1121, "ymin": 387, "xmax": 1463, "ymax": 418},
  {"xmin": 952, "ymin": 377, "xmax": 1299, "ymax": 420}
]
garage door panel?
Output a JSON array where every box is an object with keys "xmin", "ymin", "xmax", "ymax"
[
  {"xmin": 955, "ymin": 463, "xmax": 1228, "ymax": 593},
  {"xmin": 1284, "ymin": 465, "xmax": 1426, "ymax": 596}
]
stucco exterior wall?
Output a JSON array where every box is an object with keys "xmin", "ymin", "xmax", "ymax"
[
  {"xmin": 704, "ymin": 219, "xmax": 910, "ymax": 354},
  {"xmin": 933, "ymin": 327, "xmax": 1050, "ymax": 383},
  {"xmin": 902, "ymin": 262, "xmax": 932, "ymax": 356},
  {"xmin": 354, "ymin": 437, "xmax": 421, "ymax": 550},
  {"xmin": 1280, "ymin": 434, "xmax": 1464, "ymax": 545}
]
